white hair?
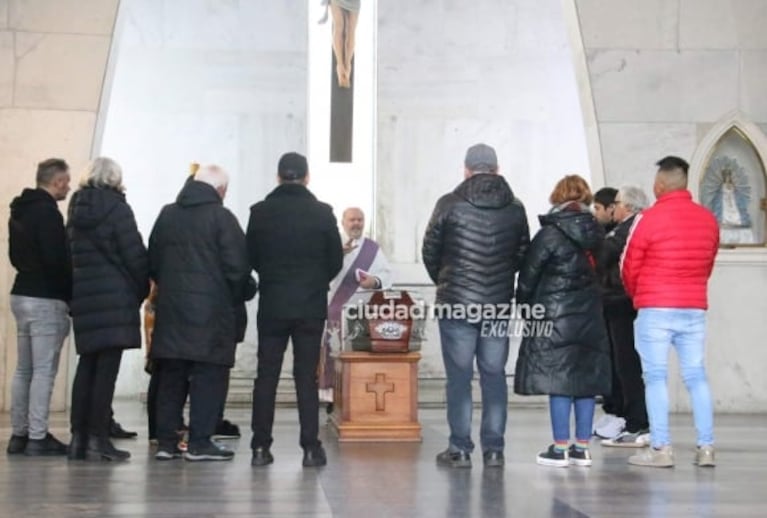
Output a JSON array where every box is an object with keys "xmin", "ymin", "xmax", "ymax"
[
  {"xmin": 195, "ymin": 164, "xmax": 229, "ymax": 189},
  {"xmin": 82, "ymin": 157, "xmax": 124, "ymax": 190},
  {"xmin": 618, "ymin": 185, "xmax": 650, "ymax": 212}
]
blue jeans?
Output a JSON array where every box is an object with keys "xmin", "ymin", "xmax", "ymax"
[
  {"xmin": 438, "ymin": 318, "xmax": 509, "ymax": 453},
  {"xmin": 634, "ymin": 308, "xmax": 714, "ymax": 448},
  {"xmin": 549, "ymin": 396, "xmax": 595, "ymax": 443}
]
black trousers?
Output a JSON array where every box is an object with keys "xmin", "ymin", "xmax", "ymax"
[
  {"xmin": 604, "ymin": 304, "xmax": 649, "ymax": 432},
  {"xmin": 70, "ymin": 349, "xmax": 123, "ymax": 437},
  {"xmin": 155, "ymin": 359, "xmax": 229, "ymax": 450},
  {"xmin": 251, "ymin": 318, "xmax": 324, "ymax": 450},
  {"xmin": 147, "ymin": 367, "xmax": 188, "ymax": 439}
]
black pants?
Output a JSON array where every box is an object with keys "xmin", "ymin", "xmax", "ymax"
[
  {"xmin": 251, "ymin": 318, "xmax": 324, "ymax": 450},
  {"xmin": 604, "ymin": 304, "xmax": 648, "ymax": 432},
  {"xmin": 155, "ymin": 359, "xmax": 229, "ymax": 450},
  {"xmin": 70, "ymin": 349, "xmax": 123, "ymax": 437},
  {"xmin": 147, "ymin": 367, "xmax": 188, "ymax": 439}
]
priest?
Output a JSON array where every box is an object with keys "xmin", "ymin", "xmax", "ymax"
[{"xmin": 318, "ymin": 207, "xmax": 393, "ymax": 408}]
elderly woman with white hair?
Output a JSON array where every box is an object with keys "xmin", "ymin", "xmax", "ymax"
[{"xmin": 67, "ymin": 157, "xmax": 150, "ymax": 461}]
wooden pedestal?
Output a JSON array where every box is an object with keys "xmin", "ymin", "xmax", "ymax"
[{"xmin": 329, "ymin": 351, "xmax": 422, "ymax": 442}]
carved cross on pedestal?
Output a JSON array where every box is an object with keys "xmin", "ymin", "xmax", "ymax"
[{"xmin": 366, "ymin": 373, "xmax": 395, "ymax": 411}]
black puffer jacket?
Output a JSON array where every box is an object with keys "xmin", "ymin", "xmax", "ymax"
[
  {"xmin": 148, "ymin": 180, "xmax": 251, "ymax": 367},
  {"xmin": 68, "ymin": 186, "xmax": 150, "ymax": 354},
  {"xmin": 513, "ymin": 204, "xmax": 611, "ymax": 397},
  {"xmin": 422, "ymin": 174, "xmax": 530, "ymax": 305}
]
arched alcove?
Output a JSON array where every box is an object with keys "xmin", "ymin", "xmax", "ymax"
[{"xmin": 690, "ymin": 113, "xmax": 767, "ymax": 249}]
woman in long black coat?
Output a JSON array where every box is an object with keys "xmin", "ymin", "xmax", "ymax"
[
  {"xmin": 514, "ymin": 174, "xmax": 610, "ymax": 468},
  {"xmin": 67, "ymin": 157, "xmax": 149, "ymax": 461}
]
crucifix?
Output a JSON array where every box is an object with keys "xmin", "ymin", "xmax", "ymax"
[
  {"xmin": 366, "ymin": 373, "xmax": 395, "ymax": 411},
  {"xmin": 325, "ymin": 0, "xmax": 360, "ymax": 162}
]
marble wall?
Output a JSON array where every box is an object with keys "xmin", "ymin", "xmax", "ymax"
[
  {"xmin": 574, "ymin": 0, "xmax": 767, "ymax": 411},
  {"xmin": 97, "ymin": 0, "xmax": 308, "ymax": 396},
  {"xmin": 0, "ymin": 0, "xmax": 119, "ymax": 411}
]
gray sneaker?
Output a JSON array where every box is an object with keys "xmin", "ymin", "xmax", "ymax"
[
  {"xmin": 628, "ymin": 445, "xmax": 674, "ymax": 468},
  {"xmin": 601, "ymin": 430, "xmax": 650, "ymax": 448},
  {"xmin": 695, "ymin": 445, "xmax": 715, "ymax": 467}
]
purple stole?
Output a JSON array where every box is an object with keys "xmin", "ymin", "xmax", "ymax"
[{"xmin": 318, "ymin": 238, "xmax": 379, "ymax": 388}]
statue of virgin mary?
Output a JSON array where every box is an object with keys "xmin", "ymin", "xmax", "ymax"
[{"xmin": 700, "ymin": 156, "xmax": 756, "ymax": 244}]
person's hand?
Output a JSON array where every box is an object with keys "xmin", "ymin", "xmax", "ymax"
[
  {"xmin": 358, "ymin": 273, "xmax": 379, "ymax": 289},
  {"xmin": 343, "ymin": 239, "xmax": 358, "ymax": 255}
]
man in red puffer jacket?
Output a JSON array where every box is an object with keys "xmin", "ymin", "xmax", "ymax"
[{"xmin": 620, "ymin": 156, "xmax": 719, "ymax": 469}]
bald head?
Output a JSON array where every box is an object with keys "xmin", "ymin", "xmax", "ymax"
[
  {"xmin": 342, "ymin": 207, "xmax": 365, "ymax": 239},
  {"xmin": 653, "ymin": 155, "xmax": 689, "ymax": 199}
]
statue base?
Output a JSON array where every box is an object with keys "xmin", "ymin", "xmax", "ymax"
[{"xmin": 329, "ymin": 351, "xmax": 422, "ymax": 442}]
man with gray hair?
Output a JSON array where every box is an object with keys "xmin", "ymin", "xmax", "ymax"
[
  {"xmin": 7, "ymin": 158, "xmax": 72, "ymax": 456},
  {"xmin": 596, "ymin": 185, "xmax": 651, "ymax": 448},
  {"xmin": 149, "ymin": 164, "xmax": 251, "ymax": 462}
]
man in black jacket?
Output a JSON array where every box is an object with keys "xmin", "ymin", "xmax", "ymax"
[
  {"xmin": 247, "ymin": 152, "xmax": 343, "ymax": 468},
  {"xmin": 596, "ymin": 185, "xmax": 651, "ymax": 448},
  {"xmin": 422, "ymin": 144, "xmax": 530, "ymax": 469},
  {"xmin": 148, "ymin": 165, "xmax": 251, "ymax": 461},
  {"xmin": 7, "ymin": 158, "xmax": 72, "ymax": 456}
]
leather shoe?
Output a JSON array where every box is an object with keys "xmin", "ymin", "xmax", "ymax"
[
  {"xmin": 7, "ymin": 434, "xmax": 28, "ymax": 455},
  {"xmin": 251, "ymin": 447, "xmax": 274, "ymax": 467},
  {"xmin": 86, "ymin": 435, "xmax": 130, "ymax": 461},
  {"xmin": 109, "ymin": 420, "xmax": 138, "ymax": 439},
  {"xmin": 302, "ymin": 445, "xmax": 327, "ymax": 467},
  {"xmin": 68, "ymin": 432, "xmax": 87, "ymax": 460}
]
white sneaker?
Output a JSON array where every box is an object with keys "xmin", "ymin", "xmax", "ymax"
[
  {"xmin": 594, "ymin": 415, "xmax": 626, "ymax": 439},
  {"xmin": 601, "ymin": 430, "xmax": 650, "ymax": 448}
]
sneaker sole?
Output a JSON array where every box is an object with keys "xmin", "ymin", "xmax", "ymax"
[
  {"xmin": 155, "ymin": 452, "xmax": 182, "ymax": 460},
  {"xmin": 536, "ymin": 457, "xmax": 569, "ymax": 468},
  {"xmin": 184, "ymin": 453, "xmax": 234, "ymax": 461},
  {"xmin": 483, "ymin": 460, "xmax": 504, "ymax": 468},
  {"xmin": 601, "ymin": 440, "xmax": 649, "ymax": 448},
  {"xmin": 569, "ymin": 458, "xmax": 593, "ymax": 467},
  {"xmin": 211, "ymin": 434, "xmax": 241, "ymax": 440},
  {"xmin": 628, "ymin": 459, "xmax": 673, "ymax": 468}
]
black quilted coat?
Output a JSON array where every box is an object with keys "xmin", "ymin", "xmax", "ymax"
[
  {"xmin": 68, "ymin": 186, "xmax": 150, "ymax": 354},
  {"xmin": 513, "ymin": 204, "xmax": 611, "ymax": 397},
  {"xmin": 148, "ymin": 180, "xmax": 251, "ymax": 367},
  {"xmin": 422, "ymin": 174, "xmax": 530, "ymax": 305}
]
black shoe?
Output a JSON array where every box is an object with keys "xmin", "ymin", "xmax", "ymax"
[
  {"xmin": 67, "ymin": 432, "xmax": 87, "ymax": 460},
  {"xmin": 536, "ymin": 444, "xmax": 569, "ymax": 468},
  {"xmin": 109, "ymin": 420, "xmax": 138, "ymax": 439},
  {"xmin": 251, "ymin": 446, "xmax": 274, "ymax": 467},
  {"xmin": 326, "ymin": 403, "xmax": 334, "ymax": 415},
  {"xmin": 25, "ymin": 433, "xmax": 68, "ymax": 456},
  {"xmin": 568, "ymin": 445, "xmax": 593, "ymax": 467},
  {"xmin": 483, "ymin": 450, "xmax": 504, "ymax": 468},
  {"xmin": 86, "ymin": 435, "xmax": 131, "ymax": 461},
  {"xmin": 302, "ymin": 445, "xmax": 327, "ymax": 467},
  {"xmin": 436, "ymin": 448, "xmax": 472, "ymax": 468},
  {"xmin": 212, "ymin": 419, "xmax": 240, "ymax": 439},
  {"xmin": 7, "ymin": 434, "xmax": 28, "ymax": 455},
  {"xmin": 184, "ymin": 441, "xmax": 234, "ymax": 461}
]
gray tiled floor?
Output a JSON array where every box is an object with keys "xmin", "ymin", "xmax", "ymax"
[{"xmin": 1, "ymin": 402, "xmax": 766, "ymax": 517}]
